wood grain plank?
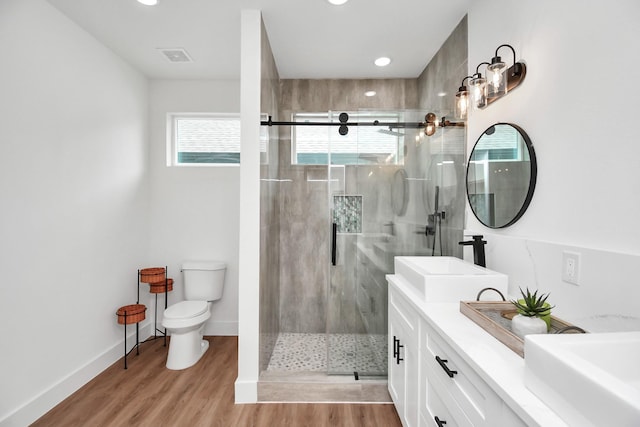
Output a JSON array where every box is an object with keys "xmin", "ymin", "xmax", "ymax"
[{"xmin": 32, "ymin": 337, "xmax": 401, "ymax": 427}]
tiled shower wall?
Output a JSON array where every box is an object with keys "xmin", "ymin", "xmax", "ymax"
[
  {"xmin": 259, "ymin": 20, "xmax": 281, "ymax": 372},
  {"xmin": 409, "ymin": 15, "xmax": 468, "ymax": 259},
  {"xmin": 277, "ymin": 79, "xmax": 418, "ymax": 336}
]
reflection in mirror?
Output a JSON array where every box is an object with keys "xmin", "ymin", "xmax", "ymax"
[
  {"xmin": 424, "ymin": 154, "xmax": 463, "ymax": 215},
  {"xmin": 392, "ymin": 168, "xmax": 408, "ymax": 216},
  {"xmin": 466, "ymin": 123, "xmax": 536, "ymax": 228}
]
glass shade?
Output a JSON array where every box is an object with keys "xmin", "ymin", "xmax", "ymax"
[
  {"xmin": 470, "ymin": 76, "xmax": 487, "ymax": 109},
  {"xmin": 455, "ymin": 89, "xmax": 469, "ymax": 120},
  {"xmin": 487, "ymin": 59, "xmax": 508, "ymax": 99}
]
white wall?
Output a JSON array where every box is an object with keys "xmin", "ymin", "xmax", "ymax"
[
  {"xmin": 147, "ymin": 80, "xmax": 241, "ymax": 335},
  {"xmin": 235, "ymin": 10, "xmax": 262, "ymax": 403},
  {"xmin": 0, "ymin": 1, "xmax": 149, "ymax": 425},
  {"xmin": 465, "ymin": 0, "xmax": 640, "ymax": 329}
]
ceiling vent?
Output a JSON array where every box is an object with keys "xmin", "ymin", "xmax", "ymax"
[{"xmin": 158, "ymin": 48, "xmax": 193, "ymax": 63}]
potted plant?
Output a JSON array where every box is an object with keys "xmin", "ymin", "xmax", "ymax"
[{"xmin": 510, "ymin": 287, "xmax": 554, "ymax": 339}]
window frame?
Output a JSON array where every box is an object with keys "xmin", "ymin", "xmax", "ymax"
[
  {"xmin": 167, "ymin": 112, "xmax": 241, "ymax": 167},
  {"xmin": 290, "ymin": 111, "xmax": 404, "ymax": 166}
]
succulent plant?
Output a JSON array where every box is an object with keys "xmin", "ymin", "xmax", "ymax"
[{"xmin": 511, "ymin": 287, "xmax": 555, "ymax": 317}]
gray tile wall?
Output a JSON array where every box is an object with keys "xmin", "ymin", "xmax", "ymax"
[
  {"xmin": 410, "ymin": 16, "xmax": 468, "ymax": 259},
  {"xmin": 276, "ymin": 79, "xmax": 417, "ymax": 334},
  {"xmin": 259, "ymin": 19, "xmax": 281, "ymax": 372}
]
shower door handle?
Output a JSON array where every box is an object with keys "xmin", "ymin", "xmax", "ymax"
[{"xmin": 331, "ymin": 222, "xmax": 337, "ymax": 266}]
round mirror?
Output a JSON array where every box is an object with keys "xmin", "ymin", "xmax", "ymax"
[
  {"xmin": 466, "ymin": 123, "xmax": 537, "ymax": 228},
  {"xmin": 392, "ymin": 169, "xmax": 408, "ymax": 216}
]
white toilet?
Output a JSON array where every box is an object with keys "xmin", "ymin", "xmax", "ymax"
[{"xmin": 162, "ymin": 260, "xmax": 226, "ymax": 370}]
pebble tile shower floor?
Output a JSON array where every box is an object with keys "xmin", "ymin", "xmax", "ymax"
[{"xmin": 266, "ymin": 333, "xmax": 387, "ymax": 375}]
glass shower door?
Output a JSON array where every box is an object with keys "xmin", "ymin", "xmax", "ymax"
[
  {"xmin": 326, "ymin": 110, "xmax": 411, "ymax": 377},
  {"xmin": 325, "ymin": 108, "xmax": 465, "ymax": 377}
]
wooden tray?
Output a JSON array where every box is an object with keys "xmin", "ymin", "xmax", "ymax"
[{"xmin": 459, "ymin": 301, "xmax": 576, "ymax": 358}]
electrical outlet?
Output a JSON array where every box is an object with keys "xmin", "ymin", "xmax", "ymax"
[{"xmin": 562, "ymin": 251, "xmax": 581, "ymax": 285}]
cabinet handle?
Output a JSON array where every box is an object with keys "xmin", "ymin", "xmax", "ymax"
[
  {"xmin": 397, "ymin": 343, "xmax": 404, "ymax": 364},
  {"xmin": 393, "ymin": 336, "xmax": 404, "ymax": 364},
  {"xmin": 435, "ymin": 355, "xmax": 457, "ymax": 378},
  {"xmin": 434, "ymin": 416, "xmax": 447, "ymax": 426}
]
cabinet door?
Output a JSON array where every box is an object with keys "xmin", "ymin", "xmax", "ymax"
[
  {"xmin": 388, "ymin": 286, "xmax": 419, "ymax": 427},
  {"xmin": 388, "ymin": 304, "xmax": 406, "ymax": 413},
  {"xmin": 422, "ymin": 379, "xmax": 468, "ymax": 427}
]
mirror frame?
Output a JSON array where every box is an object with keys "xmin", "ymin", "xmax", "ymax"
[{"xmin": 466, "ymin": 123, "xmax": 537, "ymax": 228}]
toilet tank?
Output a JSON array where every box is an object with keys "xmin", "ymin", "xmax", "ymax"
[{"xmin": 182, "ymin": 261, "xmax": 226, "ymax": 302}]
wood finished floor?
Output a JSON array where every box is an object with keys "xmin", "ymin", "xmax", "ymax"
[{"xmin": 32, "ymin": 336, "xmax": 402, "ymax": 427}]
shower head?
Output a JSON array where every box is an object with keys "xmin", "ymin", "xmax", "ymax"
[{"xmin": 378, "ymin": 128, "xmax": 404, "ymax": 137}]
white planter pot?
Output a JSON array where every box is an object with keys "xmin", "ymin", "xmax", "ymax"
[{"xmin": 511, "ymin": 314, "xmax": 548, "ymax": 339}]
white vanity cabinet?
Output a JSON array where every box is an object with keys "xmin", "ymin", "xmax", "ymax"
[
  {"xmin": 421, "ymin": 319, "xmax": 527, "ymax": 427},
  {"xmin": 388, "ymin": 278, "xmax": 531, "ymax": 427},
  {"xmin": 388, "ymin": 281, "xmax": 420, "ymax": 427}
]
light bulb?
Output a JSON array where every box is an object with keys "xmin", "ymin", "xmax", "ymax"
[
  {"xmin": 455, "ymin": 88, "xmax": 469, "ymax": 120},
  {"xmin": 487, "ymin": 59, "xmax": 507, "ymax": 99},
  {"xmin": 457, "ymin": 95, "xmax": 468, "ymax": 118},
  {"xmin": 492, "ymin": 72, "xmax": 502, "ymax": 89},
  {"xmin": 471, "ymin": 77, "xmax": 487, "ymax": 109}
]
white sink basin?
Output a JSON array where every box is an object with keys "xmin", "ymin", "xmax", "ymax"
[
  {"xmin": 393, "ymin": 256, "xmax": 508, "ymax": 302},
  {"xmin": 525, "ymin": 331, "xmax": 640, "ymax": 427}
]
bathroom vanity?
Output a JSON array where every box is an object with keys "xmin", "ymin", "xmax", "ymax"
[{"xmin": 387, "ymin": 264, "xmax": 567, "ymax": 427}]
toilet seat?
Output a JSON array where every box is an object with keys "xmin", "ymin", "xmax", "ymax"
[{"xmin": 164, "ymin": 300, "xmax": 208, "ymax": 319}]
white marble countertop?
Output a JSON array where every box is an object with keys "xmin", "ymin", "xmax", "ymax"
[{"xmin": 388, "ymin": 274, "xmax": 568, "ymax": 427}]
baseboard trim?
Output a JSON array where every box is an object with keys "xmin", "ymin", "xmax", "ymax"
[
  {"xmin": 0, "ymin": 323, "xmax": 152, "ymax": 427},
  {"xmin": 234, "ymin": 379, "xmax": 258, "ymax": 403}
]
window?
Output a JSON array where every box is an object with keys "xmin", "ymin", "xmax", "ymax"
[
  {"xmin": 292, "ymin": 111, "xmax": 403, "ymax": 165},
  {"xmin": 168, "ymin": 113, "xmax": 241, "ymax": 165}
]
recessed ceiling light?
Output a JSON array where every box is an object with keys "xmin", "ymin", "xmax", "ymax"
[
  {"xmin": 365, "ymin": 91, "xmax": 377, "ymax": 97},
  {"xmin": 437, "ymin": 92, "xmax": 447, "ymax": 97},
  {"xmin": 374, "ymin": 57, "xmax": 391, "ymax": 67},
  {"xmin": 327, "ymin": 0, "xmax": 349, "ymax": 5},
  {"xmin": 137, "ymin": 0, "xmax": 158, "ymax": 5}
]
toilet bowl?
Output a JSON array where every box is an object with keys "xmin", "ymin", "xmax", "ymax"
[{"xmin": 162, "ymin": 261, "xmax": 226, "ymax": 370}]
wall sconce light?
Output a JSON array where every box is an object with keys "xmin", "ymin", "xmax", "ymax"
[
  {"xmin": 423, "ymin": 112, "xmax": 464, "ymax": 137},
  {"xmin": 455, "ymin": 43, "xmax": 527, "ymax": 116},
  {"xmin": 424, "ymin": 113, "xmax": 437, "ymax": 136},
  {"xmin": 455, "ymin": 76, "xmax": 470, "ymax": 120},
  {"xmin": 470, "ymin": 62, "xmax": 490, "ymax": 110},
  {"xmin": 487, "ymin": 44, "xmax": 525, "ymax": 100}
]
